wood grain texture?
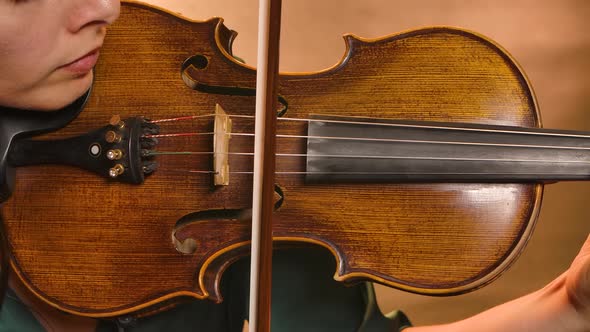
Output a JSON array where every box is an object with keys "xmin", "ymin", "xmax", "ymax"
[
  {"xmin": 143, "ymin": 3, "xmax": 589, "ymax": 327},
  {"xmin": 3, "ymin": 1, "xmax": 547, "ymax": 318}
]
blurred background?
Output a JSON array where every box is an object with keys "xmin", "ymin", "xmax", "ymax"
[{"xmin": 141, "ymin": 0, "xmax": 590, "ymax": 327}]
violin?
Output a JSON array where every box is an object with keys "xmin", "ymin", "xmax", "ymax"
[{"xmin": 0, "ymin": 0, "xmax": 588, "ymax": 321}]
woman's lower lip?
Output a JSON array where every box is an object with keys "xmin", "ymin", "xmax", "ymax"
[{"xmin": 59, "ymin": 50, "xmax": 100, "ymax": 74}]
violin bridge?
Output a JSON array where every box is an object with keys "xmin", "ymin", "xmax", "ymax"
[{"xmin": 213, "ymin": 104, "xmax": 232, "ymax": 186}]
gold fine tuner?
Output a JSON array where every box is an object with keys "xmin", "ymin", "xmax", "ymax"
[
  {"xmin": 105, "ymin": 130, "xmax": 122, "ymax": 143},
  {"xmin": 106, "ymin": 149, "xmax": 123, "ymax": 160},
  {"xmin": 109, "ymin": 164, "xmax": 125, "ymax": 178},
  {"xmin": 109, "ymin": 115, "xmax": 125, "ymax": 129}
]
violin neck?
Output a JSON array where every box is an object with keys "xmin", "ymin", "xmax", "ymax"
[{"xmin": 306, "ymin": 115, "xmax": 590, "ymax": 183}]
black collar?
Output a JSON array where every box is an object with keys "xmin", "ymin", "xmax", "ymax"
[{"xmin": 0, "ymin": 89, "xmax": 91, "ymax": 202}]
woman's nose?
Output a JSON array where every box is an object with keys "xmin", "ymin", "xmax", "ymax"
[{"xmin": 66, "ymin": 0, "xmax": 121, "ymax": 33}]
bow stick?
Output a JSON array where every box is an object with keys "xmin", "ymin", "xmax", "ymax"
[{"xmin": 248, "ymin": 0, "xmax": 282, "ymax": 331}]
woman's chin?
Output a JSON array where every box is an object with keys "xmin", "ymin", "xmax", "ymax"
[{"xmin": 24, "ymin": 71, "xmax": 94, "ymax": 111}]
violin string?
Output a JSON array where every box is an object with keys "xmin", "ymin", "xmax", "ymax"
[
  {"xmin": 148, "ymin": 150, "xmax": 590, "ymax": 164},
  {"xmin": 146, "ymin": 131, "xmax": 590, "ymax": 151},
  {"xmin": 156, "ymin": 169, "xmax": 589, "ymax": 176},
  {"xmin": 147, "ymin": 114, "xmax": 590, "ymax": 175},
  {"xmin": 147, "ymin": 132, "xmax": 252, "ymax": 138},
  {"xmin": 149, "ymin": 113, "xmax": 590, "ymax": 139},
  {"xmin": 149, "ymin": 114, "xmax": 217, "ymax": 123}
]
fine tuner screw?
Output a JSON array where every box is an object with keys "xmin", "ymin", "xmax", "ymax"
[
  {"xmin": 105, "ymin": 130, "xmax": 122, "ymax": 143},
  {"xmin": 106, "ymin": 149, "xmax": 123, "ymax": 160},
  {"xmin": 109, "ymin": 164, "xmax": 125, "ymax": 178},
  {"xmin": 109, "ymin": 115, "xmax": 125, "ymax": 129}
]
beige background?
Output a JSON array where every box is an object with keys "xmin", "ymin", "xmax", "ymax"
[{"xmin": 140, "ymin": 0, "xmax": 590, "ymax": 327}]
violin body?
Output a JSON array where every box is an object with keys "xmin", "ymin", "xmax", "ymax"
[{"xmin": 2, "ymin": 2, "xmax": 543, "ymax": 317}]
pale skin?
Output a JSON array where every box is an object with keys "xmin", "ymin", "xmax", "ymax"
[
  {"xmin": 0, "ymin": 0, "xmax": 120, "ymax": 110},
  {"xmin": 1, "ymin": 0, "xmax": 590, "ymax": 331}
]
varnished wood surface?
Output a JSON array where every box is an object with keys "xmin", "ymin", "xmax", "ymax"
[
  {"xmin": 145, "ymin": 0, "xmax": 590, "ymax": 326},
  {"xmin": 3, "ymin": 0, "xmax": 589, "ymax": 326},
  {"xmin": 1, "ymin": 1, "xmax": 552, "ymax": 317}
]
